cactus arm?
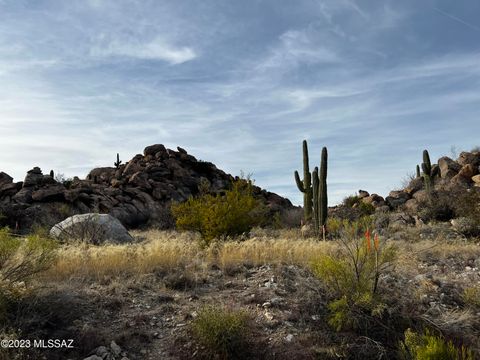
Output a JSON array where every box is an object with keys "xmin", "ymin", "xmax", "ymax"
[{"xmin": 294, "ymin": 171, "xmax": 305, "ymax": 192}]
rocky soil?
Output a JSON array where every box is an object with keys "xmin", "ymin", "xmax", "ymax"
[{"xmin": 8, "ymin": 231, "xmax": 480, "ymax": 360}]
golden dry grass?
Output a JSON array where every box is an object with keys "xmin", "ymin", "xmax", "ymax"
[
  {"xmin": 41, "ymin": 228, "xmax": 480, "ymax": 283},
  {"xmin": 43, "ymin": 229, "xmax": 338, "ymax": 281}
]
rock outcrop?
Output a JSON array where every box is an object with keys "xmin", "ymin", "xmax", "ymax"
[{"xmin": 0, "ymin": 145, "xmax": 293, "ymax": 232}]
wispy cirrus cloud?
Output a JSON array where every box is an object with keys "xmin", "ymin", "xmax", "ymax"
[
  {"xmin": 90, "ymin": 36, "xmax": 197, "ymax": 64},
  {"xmin": 0, "ymin": 0, "xmax": 479, "ymax": 206}
]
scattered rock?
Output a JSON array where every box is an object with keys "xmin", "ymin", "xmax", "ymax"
[
  {"xmin": 0, "ymin": 172, "xmax": 13, "ymax": 186},
  {"xmin": 457, "ymin": 151, "xmax": 480, "ymax": 167},
  {"xmin": 438, "ymin": 156, "xmax": 461, "ymax": 179},
  {"xmin": 386, "ymin": 191, "xmax": 410, "ymax": 209},
  {"xmin": 358, "ymin": 189, "xmax": 369, "ymax": 198}
]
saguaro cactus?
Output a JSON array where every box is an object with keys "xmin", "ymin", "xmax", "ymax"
[
  {"xmin": 50, "ymin": 170, "xmax": 54, "ymax": 178},
  {"xmin": 114, "ymin": 153, "xmax": 122, "ymax": 169},
  {"xmin": 318, "ymin": 147, "xmax": 328, "ymax": 240},
  {"xmin": 421, "ymin": 149, "xmax": 438, "ymax": 192},
  {"xmin": 312, "ymin": 167, "xmax": 319, "ymax": 234},
  {"xmin": 416, "ymin": 165, "xmax": 421, "ymax": 178},
  {"xmin": 294, "ymin": 140, "xmax": 313, "ymax": 222}
]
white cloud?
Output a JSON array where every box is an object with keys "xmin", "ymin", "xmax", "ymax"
[
  {"xmin": 90, "ymin": 36, "xmax": 196, "ymax": 64},
  {"xmin": 258, "ymin": 29, "xmax": 339, "ymax": 70}
]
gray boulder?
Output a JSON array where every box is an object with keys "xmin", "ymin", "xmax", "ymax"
[{"xmin": 50, "ymin": 213, "xmax": 134, "ymax": 244}]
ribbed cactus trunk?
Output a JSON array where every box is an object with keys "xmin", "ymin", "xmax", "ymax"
[
  {"xmin": 312, "ymin": 167, "xmax": 319, "ymax": 235},
  {"xmin": 319, "ymin": 147, "xmax": 328, "ymax": 240},
  {"xmin": 421, "ymin": 149, "xmax": 438, "ymax": 192},
  {"xmin": 294, "ymin": 140, "xmax": 313, "ymax": 223},
  {"xmin": 416, "ymin": 164, "xmax": 421, "ymax": 178}
]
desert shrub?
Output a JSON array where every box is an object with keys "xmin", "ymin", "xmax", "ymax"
[
  {"xmin": 0, "ymin": 228, "xmax": 57, "ymax": 319},
  {"xmin": 452, "ymin": 189, "xmax": 480, "ymax": 236},
  {"xmin": 462, "ymin": 287, "xmax": 480, "ymax": 309},
  {"xmin": 311, "ymin": 222, "xmax": 396, "ymax": 331},
  {"xmin": 276, "ymin": 207, "xmax": 303, "ymax": 229},
  {"xmin": 343, "ymin": 195, "xmax": 360, "ymax": 207},
  {"xmin": 417, "ymin": 190, "xmax": 456, "ymax": 223},
  {"xmin": 172, "ymin": 179, "xmax": 265, "ymax": 245},
  {"xmin": 191, "ymin": 305, "xmax": 250, "ymax": 359},
  {"xmin": 325, "ymin": 216, "xmax": 374, "ymax": 239},
  {"xmin": 342, "ymin": 195, "xmax": 374, "ymax": 215},
  {"xmin": 399, "ymin": 328, "xmax": 474, "ymax": 360}
]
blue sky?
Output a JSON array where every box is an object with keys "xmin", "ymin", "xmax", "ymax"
[{"xmin": 1, "ymin": 0, "xmax": 480, "ymax": 205}]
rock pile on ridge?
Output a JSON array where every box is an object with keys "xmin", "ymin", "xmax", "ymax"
[{"xmin": 0, "ymin": 145, "xmax": 293, "ymax": 232}]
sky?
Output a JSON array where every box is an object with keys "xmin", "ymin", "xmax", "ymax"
[{"xmin": 1, "ymin": 0, "xmax": 480, "ymax": 205}]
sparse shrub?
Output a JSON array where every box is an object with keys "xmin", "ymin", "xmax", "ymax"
[
  {"xmin": 311, "ymin": 222, "xmax": 396, "ymax": 331},
  {"xmin": 276, "ymin": 207, "xmax": 303, "ymax": 229},
  {"xmin": 462, "ymin": 287, "xmax": 480, "ymax": 309},
  {"xmin": 172, "ymin": 179, "xmax": 265, "ymax": 245},
  {"xmin": 399, "ymin": 328, "xmax": 474, "ymax": 360},
  {"xmin": 452, "ymin": 189, "xmax": 480, "ymax": 236},
  {"xmin": 417, "ymin": 190, "xmax": 456, "ymax": 223},
  {"xmin": 54, "ymin": 172, "xmax": 73, "ymax": 189},
  {"xmin": 0, "ymin": 227, "xmax": 57, "ymax": 319},
  {"xmin": 191, "ymin": 305, "xmax": 250, "ymax": 359},
  {"xmin": 339, "ymin": 195, "xmax": 375, "ymax": 220},
  {"xmin": 343, "ymin": 195, "xmax": 360, "ymax": 208}
]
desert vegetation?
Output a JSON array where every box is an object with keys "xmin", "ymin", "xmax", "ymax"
[{"xmin": 0, "ymin": 144, "xmax": 479, "ymax": 359}]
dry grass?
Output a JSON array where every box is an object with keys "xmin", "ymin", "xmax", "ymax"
[
  {"xmin": 42, "ymin": 230, "xmax": 338, "ymax": 281},
  {"xmin": 42, "ymin": 229, "xmax": 480, "ymax": 284}
]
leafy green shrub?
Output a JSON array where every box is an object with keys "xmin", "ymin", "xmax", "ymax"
[
  {"xmin": 311, "ymin": 222, "xmax": 396, "ymax": 331},
  {"xmin": 172, "ymin": 179, "xmax": 265, "ymax": 245},
  {"xmin": 0, "ymin": 227, "xmax": 57, "ymax": 318},
  {"xmin": 191, "ymin": 305, "xmax": 250, "ymax": 359},
  {"xmin": 399, "ymin": 328, "xmax": 474, "ymax": 360}
]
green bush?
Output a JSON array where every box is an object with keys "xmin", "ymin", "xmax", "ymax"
[
  {"xmin": 171, "ymin": 179, "xmax": 265, "ymax": 245},
  {"xmin": 399, "ymin": 328, "xmax": 474, "ymax": 360},
  {"xmin": 191, "ymin": 305, "xmax": 249, "ymax": 359},
  {"xmin": 311, "ymin": 221, "xmax": 396, "ymax": 331}
]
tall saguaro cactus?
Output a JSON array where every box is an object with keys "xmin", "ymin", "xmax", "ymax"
[
  {"xmin": 318, "ymin": 147, "xmax": 328, "ymax": 240},
  {"xmin": 421, "ymin": 149, "xmax": 438, "ymax": 192},
  {"xmin": 312, "ymin": 167, "xmax": 319, "ymax": 233},
  {"xmin": 294, "ymin": 140, "xmax": 313, "ymax": 222}
]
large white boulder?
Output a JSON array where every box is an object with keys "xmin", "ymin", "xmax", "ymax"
[{"xmin": 50, "ymin": 213, "xmax": 134, "ymax": 244}]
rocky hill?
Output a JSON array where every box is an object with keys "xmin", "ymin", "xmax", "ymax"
[
  {"xmin": 0, "ymin": 144, "xmax": 293, "ymax": 232},
  {"xmin": 330, "ymin": 149, "xmax": 480, "ymax": 231}
]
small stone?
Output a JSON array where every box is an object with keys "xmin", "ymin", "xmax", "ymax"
[
  {"xmin": 83, "ymin": 356, "xmax": 103, "ymax": 360},
  {"xmin": 95, "ymin": 346, "xmax": 109, "ymax": 356},
  {"xmin": 110, "ymin": 341, "xmax": 121, "ymax": 356},
  {"xmin": 285, "ymin": 334, "xmax": 294, "ymax": 342},
  {"xmin": 264, "ymin": 311, "xmax": 274, "ymax": 321},
  {"xmin": 262, "ymin": 302, "xmax": 272, "ymax": 308}
]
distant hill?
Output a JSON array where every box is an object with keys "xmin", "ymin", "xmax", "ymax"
[{"xmin": 0, "ymin": 144, "xmax": 293, "ymax": 232}]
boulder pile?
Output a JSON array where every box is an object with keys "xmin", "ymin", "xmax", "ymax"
[{"xmin": 0, "ymin": 145, "xmax": 293, "ymax": 232}]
